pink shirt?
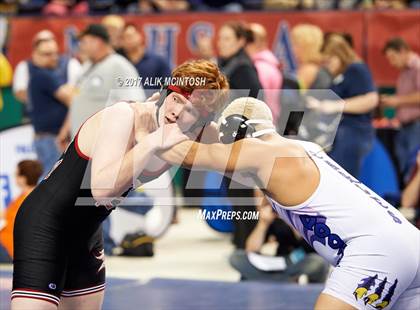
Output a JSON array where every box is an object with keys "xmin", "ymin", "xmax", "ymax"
[
  {"xmin": 396, "ymin": 53, "xmax": 420, "ymax": 124},
  {"xmin": 251, "ymin": 50, "xmax": 283, "ymax": 124}
]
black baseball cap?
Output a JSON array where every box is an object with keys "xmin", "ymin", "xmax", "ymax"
[{"xmin": 79, "ymin": 24, "xmax": 110, "ymax": 43}]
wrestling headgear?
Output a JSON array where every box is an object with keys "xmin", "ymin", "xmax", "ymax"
[{"xmin": 219, "ymin": 114, "xmax": 276, "ymax": 144}]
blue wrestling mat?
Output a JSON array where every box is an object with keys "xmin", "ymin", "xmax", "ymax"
[{"xmin": 0, "ymin": 269, "xmax": 323, "ymax": 309}]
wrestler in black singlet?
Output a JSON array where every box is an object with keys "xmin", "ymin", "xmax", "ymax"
[{"xmin": 12, "ymin": 133, "xmax": 123, "ymax": 305}]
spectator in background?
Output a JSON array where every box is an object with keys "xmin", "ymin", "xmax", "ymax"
[
  {"xmin": 190, "ymin": 0, "xmax": 247, "ymax": 11},
  {"xmin": 43, "ymin": 0, "xmax": 88, "ymax": 16},
  {"xmin": 12, "ymin": 30, "xmax": 81, "ymax": 104},
  {"xmin": 217, "ymin": 21, "xmax": 262, "ymax": 249},
  {"xmin": 309, "ymin": 34, "xmax": 378, "ymax": 178},
  {"xmin": 324, "ymin": 31, "xmax": 354, "ymax": 48},
  {"xmin": 229, "ymin": 196, "xmax": 328, "ymax": 283},
  {"xmin": 0, "ymin": 52, "xmax": 13, "ymax": 111},
  {"xmin": 195, "ymin": 21, "xmax": 264, "ymax": 100},
  {"xmin": 381, "ymin": 38, "xmax": 420, "ymax": 178},
  {"xmin": 26, "ymin": 37, "xmax": 78, "ymax": 175},
  {"xmin": 101, "ymin": 15, "xmax": 126, "ymax": 56},
  {"xmin": 310, "ymin": 0, "xmax": 363, "ymax": 10},
  {"xmin": 69, "ymin": 24, "xmax": 145, "ymax": 138},
  {"xmin": 136, "ymin": 0, "xmax": 190, "ymax": 13},
  {"xmin": 409, "ymin": 0, "xmax": 420, "ymax": 8},
  {"xmin": 121, "ymin": 23, "xmax": 171, "ymax": 97},
  {"xmin": 0, "ymin": 0, "xmax": 18, "ymax": 15},
  {"xmin": 195, "ymin": 21, "xmax": 262, "ymax": 249},
  {"xmin": 287, "ymin": 24, "xmax": 332, "ymax": 145},
  {"xmin": 246, "ymin": 23, "xmax": 282, "ymax": 125},
  {"xmin": 401, "ymin": 150, "xmax": 420, "ymax": 228},
  {"xmin": 217, "ymin": 21, "xmax": 262, "ymax": 98},
  {"xmin": 0, "ymin": 160, "xmax": 42, "ymax": 263},
  {"xmin": 263, "ymin": 0, "xmax": 300, "ymax": 10},
  {"xmin": 291, "ymin": 24, "xmax": 331, "ymax": 91},
  {"xmin": 371, "ymin": 0, "xmax": 407, "ymax": 9}
]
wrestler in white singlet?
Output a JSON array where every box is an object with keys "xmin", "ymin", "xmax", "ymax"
[{"xmin": 267, "ymin": 141, "xmax": 420, "ymax": 310}]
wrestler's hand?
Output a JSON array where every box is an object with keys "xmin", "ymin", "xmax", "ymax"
[
  {"xmin": 147, "ymin": 123, "xmax": 189, "ymax": 150},
  {"xmin": 131, "ymin": 102, "xmax": 158, "ymax": 143}
]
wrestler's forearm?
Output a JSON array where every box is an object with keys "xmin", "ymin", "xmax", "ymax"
[
  {"xmin": 157, "ymin": 141, "xmax": 197, "ymax": 167},
  {"xmin": 91, "ymin": 139, "xmax": 158, "ymax": 200},
  {"xmin": 158, "ymin": 139, "xmax": 259, "ymax": 174}
]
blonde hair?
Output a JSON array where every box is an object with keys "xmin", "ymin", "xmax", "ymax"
[
  {"xmin": 219, "ymin": 97, "xmax": 274, "ymax": 131},
  {"xmin": 101, "ymin": 15, "xmax": 125, "ymax": 29},
  {"xmin": 291, "ymin": 24, "xmax": 324, "ymax": 64},
  {"xmin": 172, "ymin": 59, "xmax": 229, "ymax": 113},
  {"xmin": 323, "ymin": 34, "xmax": 359, "ymax": 74}
]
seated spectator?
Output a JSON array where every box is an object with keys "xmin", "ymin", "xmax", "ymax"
[
  {"xmin": 374, "ymin": 0, "xmax": 407, "ymax": 9},
  {"xmin": 361, "ymin": 0, "xmax": 408, "ymax": 9},
  {"xmin": 401, "ymin": 150, "xmax": 420, "ymax": 228},
  {"xmin": 312, "ymin": 0, "xmax": 361, "ymax": 9},
  {"xmin": 88, "ymin": 0, "xmax": 116, "ymax": 14},
  {"xmin": 18, "ymin": 0, "xmax": 49, "ymax": 15},
  {"xmin": 229, "ymin": 197, "xmax": 329, "ymax": 283},
  {"xmin": 0, "ymin": 0, "xmax": 18, "ymax": 15},
  {"xmin": 0, "ymin": 160, "xmax": 43, "ymax": 263},
  {"xmin": 43, "ymin": 0, "xmax": 88, "ymax": 16},
  {"xmin": 190, "ymin": 0, "xmax": 246, "ymax": 11},
  {"xmin": 136, "ymin": 0, "xmax": 190, "ymax": 13},
  {"xmin": 409, "ymin": 0, "xmax": 420, "ymax": 8},
  {"xmin": 262, "ymin": 0, "xmax": 300, "ymax": 10}
]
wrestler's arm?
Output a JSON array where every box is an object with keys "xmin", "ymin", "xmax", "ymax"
[
  {"xmin": 134, "ymin": 121, "xmax": 219, "ymax": 181},
  {"xmin": 90, "ymin": 103, "xmax": 159, "ymax": 201},
  {"xmin": 194, "ymin": 121, "xmax": 220, "ymax": 144},
  {"xmin": 157, "ymin": 138, "xmax": 267, "ymax": 174}
]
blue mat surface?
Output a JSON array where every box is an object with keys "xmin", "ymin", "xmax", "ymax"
[{"xmin": 1, "ymin": 269, "xmax": 323, "ymax": 309}]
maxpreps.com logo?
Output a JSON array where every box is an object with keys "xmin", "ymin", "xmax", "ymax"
[{"xmin": 353, "ymin": 274, "xmax": 398, "ymax": 309}]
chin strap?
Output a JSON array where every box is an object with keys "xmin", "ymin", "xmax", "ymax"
[
  {"xmin": 251, "ymin": 128, "xmax": 276, "ymax": 138},
  {"xmin": 244, "ymin": 119, "xmax": 276, "ymax": 138}
]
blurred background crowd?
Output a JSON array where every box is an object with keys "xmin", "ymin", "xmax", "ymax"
[
  {"xmin": 0, "ymin": 3, "xmax": 419, "ymax": 285},
  {"xmin": 0, "ymin": 0, "xmax": 419, "ymax": 15}
]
